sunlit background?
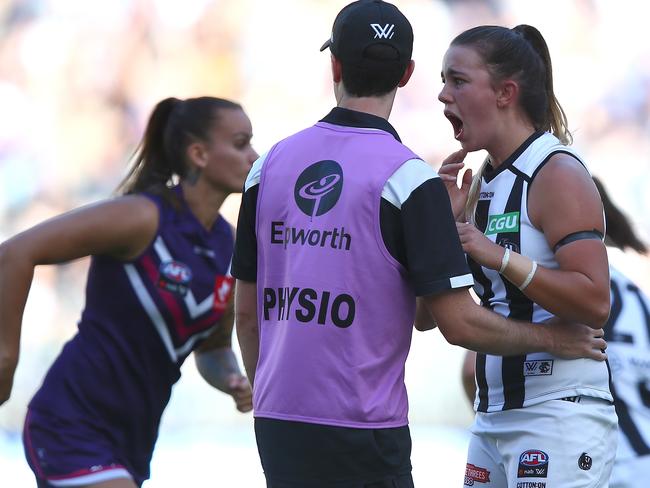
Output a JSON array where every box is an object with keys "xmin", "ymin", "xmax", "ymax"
[{"xmin": 1, "ymin": 0, "xmax": 649, "ymax": 486}]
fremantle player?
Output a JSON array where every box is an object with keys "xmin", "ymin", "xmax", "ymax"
[{"xmin": 0, "ymin": 97, "xmax": 257, "ymax": 487}]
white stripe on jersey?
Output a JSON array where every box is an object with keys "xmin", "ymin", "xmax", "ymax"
[
  {"xmin": 124, "ymin": 260, "xmax": 214, "ymax": 363},
  {"xmin": 607, "ymin": 267, "xmax": 650, "ymax": 461},
  {"xmin": 244, "ymin": 151, "xmax": 268, "ymax": 192},
  {"xmin": 474, "ymin": 132, "xmax": 612, "ymax": 412},
  {"xmin": 381, "ymin": 158, "xmax": 439, "ymax": 209}
]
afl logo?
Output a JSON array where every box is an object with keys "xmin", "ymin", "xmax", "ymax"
[
  {"xmin": 294, "ymin": 160, "xmax": 343, "ymax": 218},
  {"xmin": 158, "ymin": 260, "xmax": 192, "ymax": 296},
  {"xmin": 519, "ymin": 450, "xmax": 548, "ymax": 467},
  {"xmin": 517, "ymin": 449, "xmax": 549, "ymax": 478}
]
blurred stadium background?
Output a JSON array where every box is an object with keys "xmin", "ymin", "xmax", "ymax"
[{"xmin": 0, "ymin": 0, "xmax": 648, "ymax": 485}]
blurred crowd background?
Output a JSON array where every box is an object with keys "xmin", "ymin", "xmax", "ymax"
[{"xmin": 1, "ymin": 0, "xmax": 649, "ymax": 485}]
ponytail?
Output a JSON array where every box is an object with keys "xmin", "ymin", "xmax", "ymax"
[
  {"xmin": 116, "ymin": 96, "xmax": 242, "ymax": 203},
  {"xmin": 464, "ymin": 157, "xmax": 490, "ymax": 224},
  {"xmin": 116, "ymin": 97, "xmax": 184, "ymax": 198},
  {"xmin": 512, "ymin": 25, "xmax": 572, "ymax": 145},
  {"xmin": 593, "ymin": 176, "xmax": 647, "ymax": 254}
]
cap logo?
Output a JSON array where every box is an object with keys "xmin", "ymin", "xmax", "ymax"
[{"xmin": 371, "ymin": 23, "xmax": 395, "ymax": 39}]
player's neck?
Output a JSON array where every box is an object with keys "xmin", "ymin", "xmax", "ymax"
[
  {"xmin": 337, "ymin": 92, "xmax": 396, "ymax": 121},
  {"xmin": 181, "ymin": 180, "xmax": 227, "ymax": 231}
]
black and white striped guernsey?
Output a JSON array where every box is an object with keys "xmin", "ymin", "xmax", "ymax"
[
  {"xmin": 607, "ymin": 266, "xmax": 650, "ymax": 462},
  {"xmin": 471, "ymin": 131, "xmax": 613, "ymax": 412}
]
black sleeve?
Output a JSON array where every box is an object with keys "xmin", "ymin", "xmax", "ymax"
[
  {"xmin": 401, "ymin": 178, "xmax": 473, "ymax": 296},
  {"xmin": 231, "ymin": 184, "xmax": 258, "ymax": 282}
]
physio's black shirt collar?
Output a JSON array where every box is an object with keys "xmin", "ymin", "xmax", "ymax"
[{"xmin": 320, "ymin": 107, "xmax": 401, "ymax": 143}]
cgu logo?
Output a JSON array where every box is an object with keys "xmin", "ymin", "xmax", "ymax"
[
  {"xmin": 485, "ymin": 211, "xmax": 520, "ymax": 235},
  {"xmin": 160, "ymin": 261, "xmax": 192, "ymax": 284},
  {"xmin": 519, "ymin": 450, "xmax": 549, "ymax": 466}
]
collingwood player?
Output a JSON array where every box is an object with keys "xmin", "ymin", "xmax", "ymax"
[
  {"xmin": 439, "ymin": 25, "xmax": 618, "ymax": 488},
  {"xmin": 593, "ymin": 177, "xmax": 650, "ymax": 488}
]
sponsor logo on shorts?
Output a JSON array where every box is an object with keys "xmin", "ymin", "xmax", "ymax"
[
  {"xmin": 516, "ymin": 482, "xmax": 546, "ymax": 488},
  {"xmin": 464, "ymin": 463, "xmax": 490, "ymax": 486},
  {"xmin": 158, "ymin": 260, "xmax": 192, "ymax": 296},
  {"xmin": 578, "ymin": 452, "xmax": 593, "ymax": 470},
  {"xmin": 485, "ymin": 211, "xmax": 520, "ymax": 235},
  {"xmin": 518, "ymin": 449, "xmax": 549, "ymax": 478},
  {"xmin": 523, "ymin": 360, "xmax": 554, "ymax": 376}
]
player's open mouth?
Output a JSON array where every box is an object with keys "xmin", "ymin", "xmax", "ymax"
[{"xmin": 444, "ymin": 111, "xmax": 464, "ymax": 140}]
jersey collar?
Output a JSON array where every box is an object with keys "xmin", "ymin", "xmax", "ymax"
[
  {"xmin": 483, "ymin": 131, "xmax": 545, "ymax": 183},
  {"xmin": 320, "ymin": 107, "xmax": 402, "ymax": 142}
]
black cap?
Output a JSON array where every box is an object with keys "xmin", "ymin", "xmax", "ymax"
[{"xmin": 320, "ymin": 0, "xmax": 413, "ymax": 68}]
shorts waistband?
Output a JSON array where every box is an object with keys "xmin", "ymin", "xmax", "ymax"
[{"xmin": 557, "ymin": 396, "xmax": 612, "ymax": 405}]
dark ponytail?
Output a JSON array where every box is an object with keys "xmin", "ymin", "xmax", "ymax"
[
  {"xmin": 511, "ymin": 24, "xmax": 572, "ymax": 145},
  {"xmin": 116, "ymin": 96, "xmax": 242, "ymax": 203},
  {"xmin": 593, "ymin": 176, "xmax": 647, "ymax": 254}
]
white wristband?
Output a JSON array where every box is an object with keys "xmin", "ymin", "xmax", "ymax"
[
  {"xmin": 499, "ymin": 248, "xmax": 511, "ymax": 274},
  {"xmin": 519, "ymin": 260, "xmax": 538, "ymax": 291}
]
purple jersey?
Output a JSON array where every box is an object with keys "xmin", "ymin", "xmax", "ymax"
[{"xmin": 27, "ymin": 186, "xmax": 233, "ymax": 483}]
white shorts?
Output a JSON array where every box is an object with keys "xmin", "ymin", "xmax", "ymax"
[
  {"xmin": 464, "ymin": 397, "xmax": 618, "ymax": 488},
  {"xmin": 609, "ymin": 454, "xmax": 650, "ymax": 488}
]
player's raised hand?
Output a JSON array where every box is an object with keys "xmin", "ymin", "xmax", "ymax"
[{"xmin": 438, "ymin": 149, "xmax": 472, "ymax": 221}]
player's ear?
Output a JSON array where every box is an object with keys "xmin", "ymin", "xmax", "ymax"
[
  {"xmin": 398, "ymin": 60, "xmax": 415, "ymax": 88},
  {"xmin": 331, "ymin": 55, "xmax": 342, "ymax": 83},
  {"xmin": 496, "ymin": 79, "xmax": 519, "ymax": 109}
]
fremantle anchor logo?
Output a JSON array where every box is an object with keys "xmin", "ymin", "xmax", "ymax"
[{"xmin": 294, "ymin": 160, "xmax": 343, "ymax": 218}]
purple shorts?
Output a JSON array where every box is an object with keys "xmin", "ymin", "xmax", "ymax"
[{"xmin": 23, "ymin": 408, "xmax": 141, "ymax": 487}]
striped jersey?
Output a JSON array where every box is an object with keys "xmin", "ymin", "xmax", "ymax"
[
  {"xmin": 606, "ymin": 266, "xmax": 650, "ymax": 462},
  {"xmin": 28, "ymin": 186, "xmax": 234, "ymax": 481},
  {"xmin": 470, "ymin": 131, "xmax": 612, "ymax": 412}
]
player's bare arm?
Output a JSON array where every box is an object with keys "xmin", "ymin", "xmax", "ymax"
[
  {"xmin": 234, "ymin": 279, "xmax": 259, "ymax": 388},
  {"xmin": 424, "ymin": 287, "xmax": 606, "ymax": 359},
  {"xmin": 455, "ymin": 155, "xmax": 609, "ymax": 328},
  {"xmin": 194, "ymin": 297, "xmax": 252, "ymax": 412},
  {"xmin": 523, "ymin": 154, "xmax": 610, "ymax": 327},
  {"xmin": 0, "ymin": 196, "xmax": 158, "ymax": 405}
]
